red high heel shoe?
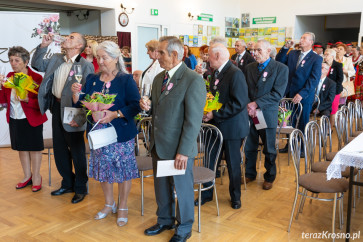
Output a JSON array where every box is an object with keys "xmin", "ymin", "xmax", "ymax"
[
  {"xmin": 32, "ymin": 177, "xmax": 42, "ymax": 192},
  {"xmin": 16, "ymin": 176, "xmax": 32, "ymax": 189}
]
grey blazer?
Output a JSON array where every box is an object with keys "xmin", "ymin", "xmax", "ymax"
[
  {"xmin": 150, "ymin": 62, "xmax": 206, "ymax": 159},
  {"xmin": 31, "ymin": 45, "xmax": 94, "ymax": 132},
  {"xmin": 244, "ymin": 59, "xmax": 289, "ymax": 128}
]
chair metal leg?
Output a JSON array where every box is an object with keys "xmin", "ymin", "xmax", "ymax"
[
  {"xmin": 297, "ymin": 189, "xmax": 307, "ymax": 216},
  {"xmin": 332, "ymin": 193, "xmax": 337, "ymax": 242},
  {"xmin": 353, "ymin": 174, "xmax": 357, "ymax": 208},
  {"xmin": 86, "ymin": 155, "xmax": 89, "ymax": 194},
  {"xmin": 198, "ymin": 184, "xmax": 202, "ymax": 233},
  {"xmin": 213, "ymin": 183, "xmax": 220, "ymax": 216},
  {"xmin": 277, "ymin": 149, "xmax": 281, "ymax": 174},
  {"xmin": 241, "ymin": 163, "xmax": 247, "ymax": 190},
  {"xmin": 288, "ymin": 184, "xmax": 299, "ymax": 232},
  {"xmin": 141, "ymin": 170, "xmax": 144, "ymax": 216},
  {"xmin": 287, "ymin": 143, "xmax": 290, "ymax": 166},
  {"xmin": 338, "ymin": 193, "xmax": 343, "ymax": 230},
  {"xmin": 341, "ymin": 194, "xmax": 344, "ymax": 226},
  {"xmin": 358, "ymin": 170, "xmax": 361, "ymax": 198},
  {"xmin": 48, "ymin": 149, "xmax": 51, "ymax": 186}
]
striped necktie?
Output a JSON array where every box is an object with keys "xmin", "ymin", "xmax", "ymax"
[{"xmin": 161, "ymin": 72, "xmax": 169, "ymax": 93}]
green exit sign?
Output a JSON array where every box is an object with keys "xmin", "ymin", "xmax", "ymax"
[{"xmin": 151, "ymin": 9, "xmax": 158, "ymax": 16}]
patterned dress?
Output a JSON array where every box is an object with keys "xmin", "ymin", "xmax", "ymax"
[
  {"xmin": 353, "ymin": 61, "xmax": 363, "ymax": 101},
  {"xmin": 89, "ymin": 123, "xmax": 139, "ymax": 183}
]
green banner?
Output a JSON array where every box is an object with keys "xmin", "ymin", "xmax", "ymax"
[
  {"xmin": 198, "ymin": 13, "xmax": 213, "ymax": 22},
  {"xmin": 252, "ymin": 17, "xmax": 276, "ymax": 24}
]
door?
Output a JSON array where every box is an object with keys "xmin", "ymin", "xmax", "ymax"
[{"xmin": 137, "ymin": 25, "xmax": 160, "ymax": 71}]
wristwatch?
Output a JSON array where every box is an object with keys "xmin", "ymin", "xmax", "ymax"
[{"xmin": 116, "ymin": 110, "xmax": 121, "ymax": 118}]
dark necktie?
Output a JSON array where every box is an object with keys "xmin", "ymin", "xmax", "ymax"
[
  {"xmin": 258, "ymin": 64, "xmax": 264, "ymax": 72},
  {"xmin": 161, "ymin": 71, "xmax": 169, "ymax": 93},
  {"xmin": 214, "ymin": 70, "xmax": 220, "ymax": 79}
]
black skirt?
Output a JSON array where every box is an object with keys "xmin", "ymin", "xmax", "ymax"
[{"xmin": 9, "ymin": 118, "xmax": 44, "ymax": 151}]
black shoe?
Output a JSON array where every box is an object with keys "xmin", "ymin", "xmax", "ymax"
[
  {"xmin": 51, "ymin": 187, "xmax": 74, "ymax": 196},
  {"xmin": 144, "ymin": 223, "xmax": 175, "ymax": 236},
  {"xmin": 300, "ymin": 151, "xmax": 305, "ymax": 158},
  {"xmin": 71, "ymin": 193, "xmax": 86, "ymax": 204},
  {"xmin": 194, "ymin": 196, "xmax": 213, "ymax": 206},
  {"xmin": 279, "ymin": 146, "xmax": 288, "ymax": 153},
  {"xmin": 169, "ymin": 232, "xmax": 192, "ymax": 242},
  {"xmin": 231, "ymin": 200, "xmax": 241, "ymax": 209}
]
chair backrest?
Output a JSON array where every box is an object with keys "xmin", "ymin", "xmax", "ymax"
[
  {"xmin": 289, "ymin": 129, "xmax": 309, "ymax": 178},
  {"xmin": 335, "ymin": 110, "xmax": 348, "ymax": 150},
  {"xmin": 347, "ymin": 102, "xmax": 355, "ymax": 136},
  {"xmin": 354, "ymin": 99, "xmax": 362, "ymax": 131},
  {"xmin": 304, "ymin": 121, "xmax": 322, "ymax": 167},
  {"xmin": 320, "ymin": 115, "xmax": 332, "ymax": 159},
  {"xmin": 195, "ymin": 123, "xmax": 223, "ymax": 173},
  {"xmin": 136, "ymin": 117, "xmax": 152, "ymax": 156},
  {"xmin": 313, "ymin": 94, "xmax": 320, "ymax": 120},
  {"xmin": 279, "ymin": 98, "xmax": 303, "ymax": 128}
]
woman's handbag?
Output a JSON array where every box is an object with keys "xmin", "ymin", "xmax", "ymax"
[
  {"xmin": 341, "ymin": 80, "xmax": 355, "ymax": 97},
  {"xmin": 88, "ymin": 120, "xmax": 118, "ymax": 150}
]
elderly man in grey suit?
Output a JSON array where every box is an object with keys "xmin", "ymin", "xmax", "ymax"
[
  {"xmin": 31, "ymin": 32, "xmax": 94, "ymax": 203},
  {"xmin": 140, "ymin": 36, "xmax": 206, "ymax": 242},
  {"xmin": 244, "ymin": 40, "xmax": 288, "ymax": 190}
]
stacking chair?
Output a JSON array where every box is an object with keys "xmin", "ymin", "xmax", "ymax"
[
  {"xmin": 320, "ymin": 115, "xmax": 332, "ymax": 161},
  {"xmin": 311, "ymin": 94, "xmax": 320, "ymax": 121},
  {"xmin": 287, "ymin": 129, "xmax": 348, "ymax": 238},
  {"xmin": 42, "ymin": 138, "xmax": 53, "ymax": 186},
  {"xmin": 135, "ymin": 117, "xmax": 153, "ymax": 216},
  {"xmin": 194, "ymin": 123, "xmax": 223, "ymax": 233},
  {"xmin": 354, "ymin": 99, "xmax": 362, "ymax": 131},
  {"xmin": 278, "ymin": 98, "xmax": 303, "ymax": 165}
]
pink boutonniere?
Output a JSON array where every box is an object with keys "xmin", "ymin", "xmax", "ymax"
[
  {"xmin": 106, "ymin": 82, "xmax": 111, "ymax": 89},
  {"xmin": 322, "ymin": 84, "xmax": 326, "ymax": 91},
  {"xmin": 69, "ymin": 70, "xmax": 74, "ymax": 77},
  {"xmin": 215, "ymin": 79, "xmax": 220, "ymax": 86},
  {"xmin": 301, "ymin": 60, "xmax": 306, "ymax": 67},
  {"xmin": 167, "ymin": 83, "xmax": 173, "ymax": 91},
  {"xmin": 240, "ymin": 59, "xmax": 244, "ymax": 64},
  {"xmin": 330, "ymin": 68, "xmax": 334, "ymax": 74}
]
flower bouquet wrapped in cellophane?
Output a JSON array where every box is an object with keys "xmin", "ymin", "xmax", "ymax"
[
  {"xmin": 278, "ymin": 107, "xmax": 292, "ymax": 127},
  {"xmin": 204, "ymin": 91, "xmax": 223, "ymax": 114},
  {"xmin": 3, "ymin": 72, "xmax": 39, "ymax": 99},
  {"xmin": 81, "ymin": 92, "xmax": 117, "ymax": 122}
]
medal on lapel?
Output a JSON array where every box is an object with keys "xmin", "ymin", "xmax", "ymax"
[
  {"xmin": 330, "ymin": 68, "xmax": 334, "ymax": 75},
  {"xmin": 262, "ymin": 71, "xmax": 268, "ymax": 82},
  {"xmin": 213, "ymin": 79, "xmax": 219, "ymax": 90},
  {"xmin": 240, "ymin": 59, "xmax": 244, "ymax": 65},
  {"xmin": 165, "ymin": 83, "xmax": 173, "ymax": 95},
  {"xmin": 301, "ymin": 60, "xmax": 305, "ymax": 67}
]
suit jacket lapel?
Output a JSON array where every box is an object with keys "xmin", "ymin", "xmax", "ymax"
[
  {"xmin": 256, "ymin": 59, "xmax": 275, "ymax": 87},
  {"xmin": 158, "ymin": 62, "xmax": 186, "ymax": 103}
]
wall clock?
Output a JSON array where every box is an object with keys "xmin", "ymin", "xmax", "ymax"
[{"xmin": 118, "ymin": 12, "xmax": 129, "ymax": 27}]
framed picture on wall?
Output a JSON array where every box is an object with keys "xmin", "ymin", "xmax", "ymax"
[{"xmin": 241, "ymin": 13, "xmax": 250, "ymax": 27}]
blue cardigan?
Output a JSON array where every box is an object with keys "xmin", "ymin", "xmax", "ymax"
[{"xmin": 80, "ymin": 73, "xmax": 141, "ymax": 142}]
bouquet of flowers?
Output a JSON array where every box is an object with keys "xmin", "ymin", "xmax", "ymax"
[
  {"xmin": 204, "ymin": 91, "xmax": 223, "ymax": 114},
  {"xmin": 3, "ymin": 72, "xmax": 39, "ymax": 99},
  {"xmin": 31, "ymin": 15, "xmax": 60, "ymax": 39},
  {"xmin": 278, "ymin": 107, "xmax": 292, "ymax": 127},
  {"xmin": 81, "ymin": 92, "xmax": 117, "ymax": 122}
]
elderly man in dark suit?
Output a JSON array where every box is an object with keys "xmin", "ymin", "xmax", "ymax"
[
  {"xmin": 276, "ymin": 32, "xmax": 323, "ymax": 154},
  {"xmin": 140, "ymin": 36, "xmax": 206, "ymax": 242},
  {"xmin": 231, "ymin": 39, "xmax": 255, "ymax": 76},
  {"xmin": 311, "ymin": 62, "xmax": 336, "ymax": 117},
  {"xmin": 32, "ymin": 33, "xmax": 94, "ymax": 203},
  {"xmin": 199, "ymin": 41, "xmax": 250, "ymax": 209},
  {"xmin": 244, "ymin": 40, "xmax": 288, "ymax": 190}
]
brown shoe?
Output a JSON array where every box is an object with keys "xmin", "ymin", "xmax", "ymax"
[
  {"xmin": 262, "ymin": 181, "xmax": 273, "ymax": 190},
  {"xmin": 242, "ymin": 177, "xmax": 256, "ymax": 184}
]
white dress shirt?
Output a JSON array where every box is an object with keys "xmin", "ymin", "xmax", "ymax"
[{"xmin": 52, "ymin": 55, "xmax": 78, "ymax": 99}]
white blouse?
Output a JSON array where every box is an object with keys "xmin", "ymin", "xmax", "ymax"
[
  {"xmin": 139, "ymin": 59, "xmax": 164, "ymax": 89},
  {"xmin": 10, "ymin": 88, "xmax": 26, "ymax": 119},
  {"xmin": 340, "ymin": 56, "xmax": 356, "ymax": 83}
]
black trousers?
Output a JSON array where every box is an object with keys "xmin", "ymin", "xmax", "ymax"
[
  {"xmin": 245, "ymin": 124, "xmax": 277, "ymax": 183},
  {"xmin": 202, "ymin": 138, "xmax": 243, "ymax": 202},
  {"xmin": 52, "ymin": 100, "xmax": 88, "ymax": 194}
]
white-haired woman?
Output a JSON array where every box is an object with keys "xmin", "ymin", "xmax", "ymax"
[{"xmin": 71, "ymin": 41, "xmax": 141, "ymax": 227}]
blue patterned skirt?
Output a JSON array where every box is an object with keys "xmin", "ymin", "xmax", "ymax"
[{"xmin": 89, "ymin": 136, "xmax": 139, "ymax": 184}]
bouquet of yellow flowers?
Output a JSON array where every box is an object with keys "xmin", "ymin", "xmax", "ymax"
[
  {"xmin": 204, "ymin": 91, "xmax": 223, "ymax": 114},
  {"xmin": 3, "ymin": 72, "xmax": 39, "ymax": 99}
]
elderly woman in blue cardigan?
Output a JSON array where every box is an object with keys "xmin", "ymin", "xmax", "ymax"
[{"xmin": 71, "ymin": 41, "xmax": 141, "ymax": 227}]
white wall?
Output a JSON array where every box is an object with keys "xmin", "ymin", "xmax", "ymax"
[{"xmin": 59, "ymin": 10, "xmax": 101, "ymax": 35}]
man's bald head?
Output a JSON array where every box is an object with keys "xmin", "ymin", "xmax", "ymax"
[{"xmin": 208, "ymin": 43, "xmax": 230, "ymax": 69}]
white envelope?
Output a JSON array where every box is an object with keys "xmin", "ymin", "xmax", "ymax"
[{"xmin": 156, "ymin": 160, "xmax": 186, "ymax": 177}]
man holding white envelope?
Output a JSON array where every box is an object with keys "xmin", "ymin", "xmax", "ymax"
[
  {"xmin": 244, "ymin": 39, "xmax": 288, "ymax": 190},
  {"xmin": 140, "ymin": 36, "xmax": 206, "ymax": 242}
]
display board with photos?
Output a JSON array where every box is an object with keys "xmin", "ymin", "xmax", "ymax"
[
  {"xmin": 179, "ymin": 24, "xmax": 221, "ymax": 47},
  {"xmin": 224, "ymin": 17, "xmax": 293, "ymax": 48}
]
